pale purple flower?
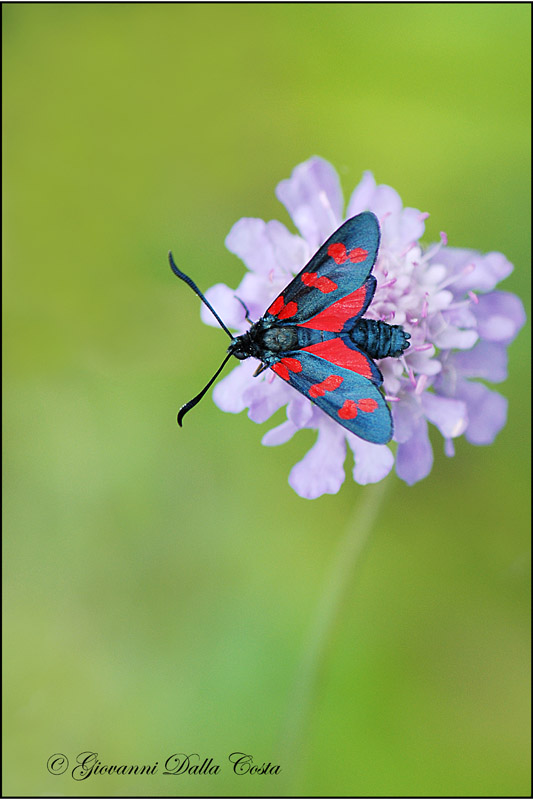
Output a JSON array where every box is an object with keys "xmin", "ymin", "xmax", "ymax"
[{"xmin": 200, "ymin": 157, "xmax": 525, "ymax": 498}]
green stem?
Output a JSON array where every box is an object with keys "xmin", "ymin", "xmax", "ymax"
[{"xmin": 280, "ymin": 478, "xmax": 389, "ymax": 790}]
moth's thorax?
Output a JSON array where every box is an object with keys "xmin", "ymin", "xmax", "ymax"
[
  {"xmin": 229, "ymin": 320, "xmax": 298, "ymax": 363},
  {"xmin": 259, "ymin": 324, "xmax": 298, "ymax": 353}
]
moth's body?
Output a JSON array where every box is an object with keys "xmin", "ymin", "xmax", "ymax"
[
  {"xmin": 229, "ymin": 320, "xmax": 298, "ymax": 364},
  {"xmin": 229, "ymin": 317, "xmax": 409, "ymax": 366}
]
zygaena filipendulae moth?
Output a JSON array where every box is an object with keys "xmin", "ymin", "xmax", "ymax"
[{"xmin": 170, "ymin": 212, "xmax": 410, "ymax": 443}]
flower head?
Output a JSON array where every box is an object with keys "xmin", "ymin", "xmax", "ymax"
[{"xmin": 200, "ymin": 157, "xmax": 525, "ymax": 498}]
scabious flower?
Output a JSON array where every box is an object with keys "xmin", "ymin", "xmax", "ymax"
[{"xmin": 200, "ymin": 157, "xmax": 525, "ymax": 499}]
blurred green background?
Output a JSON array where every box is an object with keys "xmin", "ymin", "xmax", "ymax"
[{"xmin": 3, "ymin": 4, "xmax": 530, "ymax": 797}]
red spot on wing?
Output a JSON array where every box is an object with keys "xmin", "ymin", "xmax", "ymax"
[
  {"xmin": 328, "ymin": 242, "xmax": 369, "ymax": 266},
  {"xmin": 272, "ymin": 362, "xmax": 289, "ymax": 380},
  {"xmin": 302, "ymin": 338, "xmax": 373, "ymax": 379},
  {"xmin": 328, "ymin": 242, "xmax": 347, "ymax": 264},
  {"xmin": 272, "ymin": 357, "xmax": 302, "ymax": 381},
  {"xmin": 268, "ymin": 296, "xmax": 284, "ymax": 316},
  {"xmin": 357, "ymin": 397, "xmax": 378, "ymax": 413},
  {"xmin": 339, "ymin": 400, "xmax": 358, "ymax": 419},
  {"xmin": 349, "ymin": 247, "xmax": 368, "ymax": 263},
  {"xmin": 278, "ymin": 301, "xmax": 298, "ymax": 320},
  {"xmin": 301, "ymin": 272, "xmax": 338, "ymax": 293},
  {"xmin": 338, "ymin": 397, "xmax": 379, "ymax": 419},
  {"xmin": 309, "ymin": 374, "xmax": 343, "ymax": 398},
  {"xmin": 281, "ymin": 357, "xmax": 302, "ymax": 372},
  {"xmin": 316, "ymin": 277, "xmax": 337, "ymax": 292},
  {"xmin": 298, "ymin": 284, "xmax": 368, "ymax": 332},
  {"xmin": 267, "ymin": 296, "xmax": 298, "ymax": 320},
  {"xmin": 328, "ymin": 243, "xmax": 370, "ymax": 266}
]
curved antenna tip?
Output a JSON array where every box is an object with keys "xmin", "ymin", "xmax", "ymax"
[{"xmin": 176, "ymin": 352, "xmax": 233, "ymax": 429}]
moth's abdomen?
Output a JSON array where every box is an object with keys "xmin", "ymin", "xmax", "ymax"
[{"xmin": 349, "ymin": 318, "xmax": 410, "ymax": 359}]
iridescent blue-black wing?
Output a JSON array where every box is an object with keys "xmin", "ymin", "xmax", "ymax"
[
  {"xmin": 264, "ymin": 211, "xmax": 380, "ymax": 327},
  {"xmin": 270, "ymin": 349, "xmax": 392, "ymax": 444}
]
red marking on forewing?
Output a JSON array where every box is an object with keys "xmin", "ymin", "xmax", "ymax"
[
  {"xmin": 309, "ymin": 374, "xmax": 343, "ymax": 398},
  {"xmin": 302, "ymin": 338, "xmax": 373, "ymax": 379},
  {"xmin": 357, "ymin": 397, "xmax": 378, "ymax": 413},
  {"xmin": 278, "ymin": 301, "xmax": 298, "ymax": 320},
  {"xmin": 301, "ymin": 272, "xmax": 338, "ymax": 293},
  {"xmin": 268, "ymin": 296, "xmax": 284, "ymax": 316},
  {"xmin": 281, "ymin": 357, "xmax": 302, "ymax": 372},
  {"xmin": 328, "ymin": 242, "xmax": 347, "ymax": 264},
  {"xmin": 298, "ymin": 284, "xmax": 368, "ymax": 332},
  {"xmin": 328, "ymin": 243, "xmax": 369, "ymax": 266},
  {"xmin": 316, "ymin": 276, "xmax": 337, "ymax": 292},
  {"xmin": 349, "ymin": 247, "xmax": 368, "ymax": 263},
  {"xmin": 272, "ymin": 357, "xmax": 302, "ymax": 381},
  {"xmin": 272, "ymin": 362, "xmax": 289, "ymax": 380},
  {"xmin": 338, "ymin": 400, "xmax": 358, "ymax": 419},
  {"xmin": 267, "ymin": 296, "xmax": 298, "ymax": 320}
]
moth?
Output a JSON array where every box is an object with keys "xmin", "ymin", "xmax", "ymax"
[{"xmin": 170, "ymin": 211, "xmax": 410, "ymax": 444}]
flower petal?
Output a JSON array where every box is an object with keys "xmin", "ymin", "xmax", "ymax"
[
  {"xmin": 431, "ymin": 321, "xmax": 478, "ymax": 350},
  {"xmin": 391, "ymin": 397, "xmax": 419, "ymax": 444},
  {"xmin": 347, "ymin": 435, "xmax": 394, "ymax": 484},
  {"xmin": 234, "ymin": 272, "xmax": 277, "ymax": 321},
  {"xmin": 453, "ymin": 340, "xmax": 508, "ymax": 383},
  {"xmin": 225, "ymin": 217, "xmax": 304, "ymax": 278},
  {"xmin": 348, "ymin": 173, "xmax": 402, "ymax": 220},
  {"xmin": 212, "ymin": 360, "xmax": 257, "ymax": 413},
  {"xmin": 435, "ymin": 248, "xmax": 513, "ymax": 293},
  {"xmin": 456, "ymin": 380, "xmax": 508, "ymax": 445},
  {"xmin": 474, "ymin": 291, "xmax": 526, "ymax": 345},
  {"xmin": 275, "ymin": 157, "xmax": 343, "ymax": 249},
  {"xmin": 244, "ymin": 377, "xmax": 293, "ymax": 423},
  {"xmin": 405, "ymin": 350, "xmax": 442, "ymax": 376},
  {"xmin": 348, "ymin": 176, "xmax": 427, "ymax": 250},
  {"xmin": 288, "ymin": 423, "xmax": 346, "ymax": 499},
  {"xmin": 444, "ymin": 438, "xmax": 455, "ymax": 457},
  {"xmin": 262, "ymin": 420, "xmax": 298, "ymax": 446},
  {"xmin": 382, "ymin": 207, "xmax": 428, "ymax": 251},
  {"xmin": 200, "ymin": 283, "xmax": 246, "ymax": 329},
  {"xmin": 395, "ymin": 417, "xmax": 433, "ymax": 485},
  {"xmin": 346, "ymin": 171, "xmax": 378, "ymax": 216},
  {"xmin": 421, "ymin": 392, "xmax": 468, "ymax": 439},
  {"xmin": 287, "ymin": 396, "xmax": 314, "ymax": 427}
]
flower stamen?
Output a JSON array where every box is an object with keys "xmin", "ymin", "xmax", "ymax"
[
  {"xmin": 380, "ymin": 278, "xmax": 397, "ymax": 289},
  {"xmin": 415, "ymin": 375, "xmax": 428, "ymax": 395},
  {"xmin": 438, "ymin": 262, "xmax": 475, "ymax": 291}
]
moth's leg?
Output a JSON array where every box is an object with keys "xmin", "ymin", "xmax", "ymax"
[
  {"xmin": 253, "ymin": 363, "xmax": 269, "ymax": 377},
  {"xmin": 235, "ymin": 295, "xmax": 253, "ymax": 325}
]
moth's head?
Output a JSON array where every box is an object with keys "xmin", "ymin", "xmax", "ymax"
[{"xmin": 228, "ymin": 333, "xmax": 251, "ymax": 361}]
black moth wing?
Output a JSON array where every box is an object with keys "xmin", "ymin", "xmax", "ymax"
[
  {"xmin": 263, "ymin": 211, "xmax": 381, "ymax": 326},
  {"xmin": 271, "ymin": 350, "xmax": 393, "ymax": 444}
]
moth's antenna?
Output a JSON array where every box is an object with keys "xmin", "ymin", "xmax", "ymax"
[
  {"xmin": 169, "ymin": 251, "xmax": 233, "ymax": 339},
  {"xmin": 177, "ymin": 352, "xmax": 233, "ymax": 427}
]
